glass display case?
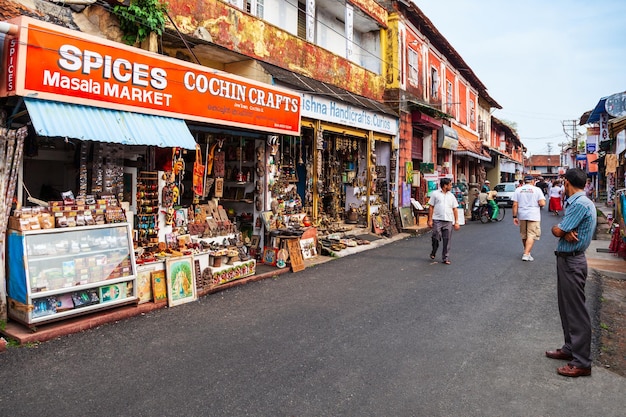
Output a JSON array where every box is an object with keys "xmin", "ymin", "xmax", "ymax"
[{"xmin": 7, "ymin": 223, "xmax": 137, "ymax": 326}]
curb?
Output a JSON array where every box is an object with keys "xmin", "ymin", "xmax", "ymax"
[{"xmin": 0, "ymin": 231, "xmax": 408, "ymax": 346}]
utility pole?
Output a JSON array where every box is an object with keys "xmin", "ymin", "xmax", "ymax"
[
  {"xmin": 547, "ymin": 142, "xmax": 552, "ymax": 175},
  {"xmin": 562, "ymin": 120, "xmax": 579, "ymax": 151},
  {"xmin": 562, "ymin": 120, "xmax": 579, "ymax": 171},
  {"xmin": 557, "ymin": 141, "xmax": 568, "ymax": 168}
]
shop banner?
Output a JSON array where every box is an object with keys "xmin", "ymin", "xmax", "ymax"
[
  {"xmin": 1, "ymin": 16, "xmax": 301, "ymax": 135},
  {"xmin": 301, "ymin": 93, "xmax": 398, "ymax": 135},
  {"xmin": 437, "ymin": 125, "xmax": 458, "ymax": 151}
]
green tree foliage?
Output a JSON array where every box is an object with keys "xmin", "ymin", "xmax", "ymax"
[{"xmin": 113, "ymin": 0, "xmax": 168, "ymax": 45}]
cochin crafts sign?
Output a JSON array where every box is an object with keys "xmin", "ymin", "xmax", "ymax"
[{"xmin": 1, "ymin": 16, "xmax": 301, "ymax": 135}]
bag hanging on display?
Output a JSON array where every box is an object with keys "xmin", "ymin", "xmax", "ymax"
[
  {"xmin": 192, "ymin": 144, "xmax": 205, "ymax": 196},
  {"xmin": 213, "ymin": 150, "xmax": 225, "ymax": 178}
]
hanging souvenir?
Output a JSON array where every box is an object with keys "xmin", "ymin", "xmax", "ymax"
[
  {"xmin": 256, "ymin": 144, "xmax": 266, "ymax": 177},
  {"xmin": 192, "ymin": 144, "xmax": 205, "ymax": 197},
  {"xmin": 205, "ymin": 142, "xmax": 218, "ymax": 176},
  {"xmin": 161, "ymin": 183, "xmax": 173, "ymax": 208},
  {"xmin": 213, "ymin": 149, "xmax": 225, "ymax": 178},
  {"xmin": 172, "ymin": 184, "xmax": 180, "ymax": 204},
  {"xmin": 164, "ymin": 207, "xmax": 175, "ymax": 226},
  {"xmin": 173, "ymin": 158, "xmax": 185, "ymax": 176},
  {"xmin": 214, "ymin": 177, "xmax": 224, "ymax": 198}
]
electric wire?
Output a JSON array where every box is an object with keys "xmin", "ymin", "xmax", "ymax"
[{"xmin": 10, "ymin": 0, "xmax": 558, "ymax": 153}]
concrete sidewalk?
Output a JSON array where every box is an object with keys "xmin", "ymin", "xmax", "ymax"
[
  {"xmin": 587, "ymin": 202, "xmax": 626, "ymax": 280},
  {"xmin": 1, "ymin": 230, "xmax": 417, "ymax": 346}
]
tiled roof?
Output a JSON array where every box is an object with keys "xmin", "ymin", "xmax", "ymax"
[
  {"xmin": 526, "ymin": 155, "xmax": 560, "ymax": 167},
  {"xmin": 0, "ymin": 1, "xmax": 39, "ymax": 20},
  {"xmin": 259, "ymin": 62, "xmax": 397, "ymax": 117}
]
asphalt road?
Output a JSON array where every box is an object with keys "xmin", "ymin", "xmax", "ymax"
[{"xmin": 1, "ymin": 209, "xmax": 625, "ymax": 416}]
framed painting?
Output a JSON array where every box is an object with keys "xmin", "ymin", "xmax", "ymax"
[
  {"xmin": 399, "ymin": 207, "xmax": 415, "ymax": 228},
  {"xmin": 250, "ymin": 234, "xmax": 261, "ymax": 249},
  {"xmin": 177, "ymin": 234, "xmax": 192, "ymax": 249},
  {"xmin": 299, "ymin": 237, "xmax": 318, "ymax": 259},
  {"xmin": 99, "ymin": 283, "xmax": 127, "ymax": 303},
  {"xmin": 261, "ymin": 211, "xmax": 274, "ymax": 231},
  {"xmin": 262, "ymin": 246, "xmax": 278, "ymax": 266},
  {"xmin": 136, "ymin": 268, "xmax": 153, "ymax": 304},
  {"xmin": 151, "ymin": 270, "xmax": 167, "ymax": 303},
  {"xmin": 165, "ymin": 255, "xmax": 197, "ymax": 307}
]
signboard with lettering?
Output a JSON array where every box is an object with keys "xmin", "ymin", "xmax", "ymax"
[
  {"xmin": 605, "ymin": 91, "xmax": 626, "ymax": 118},
  {"xmin": 1, "ymin": 16, "xmax": 301, "ymax": 135},
  {"xmin": 300, "ymin": 93, "xmax": 397, "ymax": 135},
  {"xmin": 599, "ymin": 113, "xmax": 609, "ymax": 143}
]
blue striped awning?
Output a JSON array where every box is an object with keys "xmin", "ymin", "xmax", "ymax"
[{"xmin": 24, "ymin": 98, "xmax": 197, "ymax": 149}]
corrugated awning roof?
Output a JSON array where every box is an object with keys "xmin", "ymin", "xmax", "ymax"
[
  {"xmin": 585, "ymin": 97, "xmax": 608, "ymax": 124},
  {"xmin": 25, "ymin": 98, "xmax": 197, "ymax": 149},
  {"xmin": 259, "ymin": 62, "xmax": 397, "ymax": 117},
  {"xmin": 610, "ymin": 115, "xmax": 626, "ymax": 137},
  {"xmin": 407, "ymin": 100, "xmax": 452, "ymax": 120},
  {"xmin": 455, "ymin": 135, "xmax": 491, "ymax": 161}
]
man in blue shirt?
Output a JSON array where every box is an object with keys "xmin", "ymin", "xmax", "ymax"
[{"xmin": 548, "ymin": 168, "xmax": 597, "ymax": 377}]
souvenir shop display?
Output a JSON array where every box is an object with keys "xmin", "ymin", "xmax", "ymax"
[
  {"xmin": 136, "ymin": 171, "xmax": 159, "ymax": 246},
  {"xmin": 5, "ymin": 124, "xmax": 396, "ymax": 330},
  {"xmin": 6, "ymin": 223, "xmax": 137, "ymax": 326}
]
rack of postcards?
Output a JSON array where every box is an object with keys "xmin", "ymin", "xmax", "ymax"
[{"xmin": 136, "ymin": 171, "xmax": 159, "ymax": 246}]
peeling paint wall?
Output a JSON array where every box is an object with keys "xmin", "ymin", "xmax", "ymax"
[
  {"xmin": 384, "ymin": 15, "xmax": 399, "ymax": 89},
  {"xmin": 166, "ymin": 0, "xmax": 386, "ymax": 100},
  {"xmin": 350, "ymin": 0, "xmax": 388, "ymax": 28}
]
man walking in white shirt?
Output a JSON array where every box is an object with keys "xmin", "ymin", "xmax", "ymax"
[
  {"xmin": 427, "ymin": 177, "xmax": 460, "ymax": 265},
  {"xmin": 512, "ymin": 176, "xmax": 546, "ymax": 261}
]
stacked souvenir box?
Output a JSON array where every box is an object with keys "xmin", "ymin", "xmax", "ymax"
[
  {"xmin": 47, "ymin": 196, "xmax": 126, "ymax": 227},
  {"xmin": 8, "ymin": 207, "xmax": 55, "ymax": 231}
]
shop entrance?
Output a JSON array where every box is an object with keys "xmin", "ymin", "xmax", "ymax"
[{"xmin": 319, "ymin": 133, "xmax": 366, "ymax": 224}]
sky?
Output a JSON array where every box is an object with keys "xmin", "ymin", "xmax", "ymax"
[{"xmin": 414, "ymin": 0, "xmax": 626, "ymax": 156}]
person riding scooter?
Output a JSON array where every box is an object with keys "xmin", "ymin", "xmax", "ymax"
[{"xmin": 471, "ymin": 188, "xmax": 489, "ymax": 221}]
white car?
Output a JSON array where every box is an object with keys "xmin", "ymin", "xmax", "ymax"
[{"xmin": 494, "ymin": 182, "xmax": 518, "ymax": 207}]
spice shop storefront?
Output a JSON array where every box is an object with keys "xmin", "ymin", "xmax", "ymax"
[{"xmin": 0, "ymin": 16, "xmax": 302, "ymax": 326}]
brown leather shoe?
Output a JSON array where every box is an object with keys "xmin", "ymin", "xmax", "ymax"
[
  {"xmin": 545, "ymin": 349, "xmax": 573, "ymax": 360},
  {"xmin": 557, "ymin": 364, "xmax": 591, "ymax": 377}
]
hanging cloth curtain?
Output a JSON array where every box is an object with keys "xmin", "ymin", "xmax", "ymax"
[{"xmin": 0, "ymin": 126, "xmax": 27, "ymax": 320}]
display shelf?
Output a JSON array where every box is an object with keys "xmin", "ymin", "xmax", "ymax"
[
  {"xmin": 207, "ymin": 259, "xmax": 256, "ymax": 287},
  {"xmin": 28, "ymin": 276, "xmax": 133, "ymax": 298},
  {"xmin": 6, "ymin": 223, "xmax": 137, "ymax": 327},
  {"xmin": 26, "ymin": 247, "xmax": 129, "ymax": 263},
  {"xmin": 26, "ymin": 290, "xmax": 136, "ymax": 324},
  {"xmin": 136, "ymin": 171, "xmax": 159, "ymax": 244}
]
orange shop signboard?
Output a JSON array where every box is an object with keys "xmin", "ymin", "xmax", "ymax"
[{"xmin": 1, "ymin": 16, "xmax": 301, "ymax": 135}]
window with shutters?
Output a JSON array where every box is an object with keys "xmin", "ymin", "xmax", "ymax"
[
  {"xmin": 446, "ymin": 80, "xmax": 453, "ymax": 114},
  {"xmin": 430, "ymin": 68, "xmax": 439, "ymax": 99},
  {"xmin": 408, "ymin": 48, "xmax": 418, "ymax": 85},
  {"xmin": 297, "ymin": 1, "xmax": 306, "ymax": 39},
  {"xmin": 245, "ymin": 0, "xmax": 264, "ymax": 17}
]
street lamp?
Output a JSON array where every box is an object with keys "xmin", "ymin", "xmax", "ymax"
[{"xmin": 547, "ymin": 157, "xmax": 551, "ymax": 174}]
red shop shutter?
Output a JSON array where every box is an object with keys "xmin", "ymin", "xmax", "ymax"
[{"xmin": 411, "ymin": 134, "xmax": 423, "ymax": 160}]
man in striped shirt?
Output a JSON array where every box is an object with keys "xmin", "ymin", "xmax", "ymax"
[{"xmin": 548, "ymin": 168, "xmax": 597, "ymax": 377}]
